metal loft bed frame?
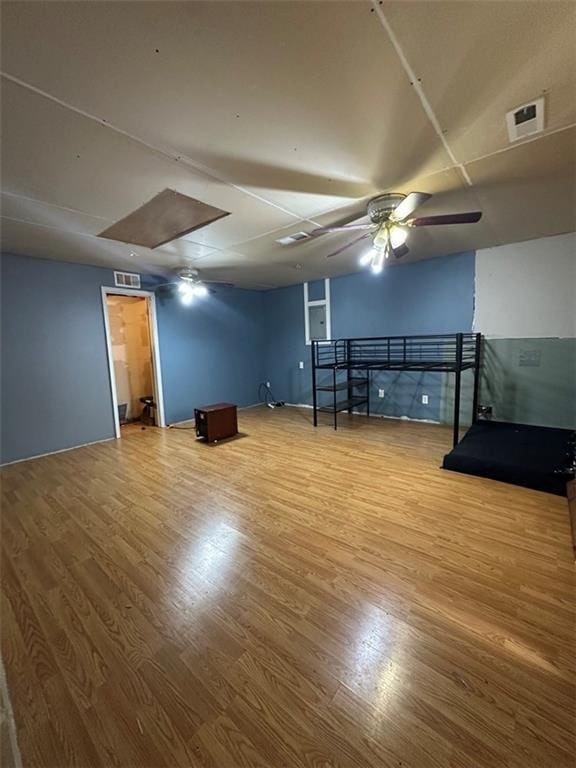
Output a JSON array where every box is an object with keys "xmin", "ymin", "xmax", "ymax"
[{"xmin": 311, "ymin": 332, "xmax": 482, "ymax": 447}]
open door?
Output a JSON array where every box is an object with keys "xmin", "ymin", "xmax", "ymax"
[{"xmin": 102, "ymin": 288, "xmax": 165, "ymax": 437}]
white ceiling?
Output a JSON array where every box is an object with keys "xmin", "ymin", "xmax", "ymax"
[{"xmin": 1, "ymin": 1, "xmax": 575, "ymax": 288}]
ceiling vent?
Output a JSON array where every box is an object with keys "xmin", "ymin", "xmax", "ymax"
[
  {"xmin": 275, "ymin": 232, "xmax": 311, "ymax": 245},
  {"xmin": 114, "ymin": 271, "xmax": 141, "ymax": 289},
  {"xmin": 506, "ymin": 97, "xmax": 545, "ymax": 142}
]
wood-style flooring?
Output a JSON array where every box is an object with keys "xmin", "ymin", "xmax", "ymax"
[{"xmin": 1, "ymin": 407, "xmax": 575, "ymax": 768}]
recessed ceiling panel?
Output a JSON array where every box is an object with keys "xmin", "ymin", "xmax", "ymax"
[{"xmin": 98, "ymin": 188, "xmax": 229, "ymax": 248}]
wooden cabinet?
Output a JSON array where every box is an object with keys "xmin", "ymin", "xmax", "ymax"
[{"xmin": 194, "ymin": 402, "xmax": 238, "ymax": 443}]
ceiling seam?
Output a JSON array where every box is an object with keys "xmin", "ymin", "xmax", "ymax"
[
  {"xmin": 0, "ymin": 214, "xmax": 204, "ymax": 274},
  {"xmin": 464, "ymin": 121, "xmax": 576, "ymax": 166},
  {"xmin": 0, "ymin": 214, "xmax": 128, "ymax": 239},
  {"xmin": 1, "ymin": 190, "xmax": 112, "ymax": 222},
  {"xmin": 0, "ymin": 188, "xmax": 319, "ymax": 256},
  {"xmin": 10, "ymin": 109, "xmax": 570, "ymax": 257},
  {"xmin": 372, "ymin": 1, "xmax": 473, "ymax": 187},
  {"xmin": 0, "ymin": 213, "xmax": 227, "ymax": 260},
  {"xmin": 0, "ymin": 186, "xmax": 350, "ymax": 257},
  {"xmin": 0, "ymin": 71, "xmax": 324, "ymax": 227}
]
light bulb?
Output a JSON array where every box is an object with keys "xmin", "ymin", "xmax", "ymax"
[
  {"xmin": 178, "ymin": 281, "xmax": 194, "ymax": 304},
  {"xmin": 371, "ymin": 248, "xmax": 385, "ymax": 274},
  {"xmin": 373, "ymin": 228, "xmax": 388, "ymax": 249},
  {"xmin": 359, "ymin": 249, "xmax": 374, "ymax": 266},
  {"xmin": 192, "ymin": 283, "xmax": 208, "ymax": 297},
  {"xmin": 389, "ymin": 225, "xmax": 408, "ymax": 249}
]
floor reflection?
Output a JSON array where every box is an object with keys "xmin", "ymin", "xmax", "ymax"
[
  {"xmin": 177, "ymin": 518, "xmax": 242, "ymax": 605},
  {"xmin": 351, "ymin": 604, "xmax": 406, "ymax": 720}
]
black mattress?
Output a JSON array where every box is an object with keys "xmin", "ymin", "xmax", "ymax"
[{"xmin": 442, "ymin": 420, "xmax": 575, "ymax": 496}]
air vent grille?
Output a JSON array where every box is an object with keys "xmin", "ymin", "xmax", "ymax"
[
  {"xmin": 275, "ymin": 232, "xmax": 311, "ymax": 245},
  {"xmin": 114, "ymin": 271, "xmax": 141, "ymax": 289},
  {"xmin": 506, "ymin": 97, "xmax": 544, "ymax": 142}
]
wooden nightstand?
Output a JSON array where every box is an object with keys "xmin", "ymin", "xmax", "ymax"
[{"xmin": 194, "ymin": 403, "xmax": 238, "ymax": 443}]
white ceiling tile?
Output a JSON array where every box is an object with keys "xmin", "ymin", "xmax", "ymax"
[{"xmin": 383, "ymin": 0, "xmax": 576, "ymax": 162}]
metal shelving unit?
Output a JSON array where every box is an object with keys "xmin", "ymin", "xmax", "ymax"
[{"xmin": 311, "ymin": 332, "xmax": 482, "ymax": 445}]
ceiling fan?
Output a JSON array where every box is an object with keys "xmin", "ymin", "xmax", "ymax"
[
  {"xmin": 279, "ymin": 192, "xmax": 482, "ymax": 273},
  {"xmin": 154, "ymin": 266, "xmax": 233, "ymax": 304}
]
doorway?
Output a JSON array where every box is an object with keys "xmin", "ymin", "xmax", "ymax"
[{"xmin": 101, "ymin": 288, "xmax": 165, "ymax": 437}]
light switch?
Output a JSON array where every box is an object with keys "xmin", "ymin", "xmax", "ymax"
[{"xmin": 299, "ymin": 361, "xmax": 304, "ymax": 369}]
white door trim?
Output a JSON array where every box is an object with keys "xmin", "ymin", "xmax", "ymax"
[{"xmin": 101, "ymin": 286, "xmax": 166, "ymax": 438}]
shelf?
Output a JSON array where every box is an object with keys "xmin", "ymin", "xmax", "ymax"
[
  {"xmin": 316, "ymin": 377, "xmax": 368, "ymax": 392},
  {"xmin": 318, "ymin": 396, "xmax": 368, "ymax": 414}
]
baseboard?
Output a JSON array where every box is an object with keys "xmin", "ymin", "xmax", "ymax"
[
  {"xmin": 0, "ymin": 436, "xmax": 116, "ymax": 468},
  {"xmin": 284, "ymin": 402, "xmax": 441, "ymax": 425}
]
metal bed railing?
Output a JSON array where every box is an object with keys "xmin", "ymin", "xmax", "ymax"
[{"xmin": 311, "ymin": 332, "xmax": 482, "ymax": 446}]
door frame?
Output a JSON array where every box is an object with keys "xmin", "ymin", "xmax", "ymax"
[{"xmin": 101, "ymin": 286, "xmax": 166, "ymax": 438}]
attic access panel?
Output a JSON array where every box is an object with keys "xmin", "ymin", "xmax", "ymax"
[{"xmin": 98, "ymin": 189, "xmax": 230, "ymax": 248}]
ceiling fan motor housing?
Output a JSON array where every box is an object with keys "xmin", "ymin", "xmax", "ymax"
[
  {"xmin": 176, "ymin": 267, "xmax": 200, "ymax": 282},
  {"xmin": 367, "ymin": 193, "xmax": 406, "ymax": 224}
]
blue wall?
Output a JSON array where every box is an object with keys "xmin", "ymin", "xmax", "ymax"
[
  {"xmin": 264, "ymin": 252, "xmax": 475, "ymax": 421},
  {"xmin": 0, "ymin": 253, "xmax": 265, "ymax": 463},
  {"xmin": 156, "ymin": 287, "xmax": 265, "ymax": 424},
  {"xmin": 1, "ymin": 253, "xmax": 117, "ymax": 463},
  {"xmin": 1, "ymin": 250, "xmax": 474, "ymax": 463}
]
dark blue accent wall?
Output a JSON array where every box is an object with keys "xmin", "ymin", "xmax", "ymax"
[
  {"xmin": 1, "ymin": 253, "xmax": 265, "ymax": 463},
  {"xmin": 263, "ymin": 252, "xmax": 475, "ymax": 421}
]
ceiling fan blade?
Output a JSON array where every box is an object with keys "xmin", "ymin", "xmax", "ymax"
[
  {"xmin": 310, "ymin": 223, "xmax": 375, "ymax": 236},
  {"xmin": 154, "ymin": 280, "xmax": 177, "ymax": 290},
  {"xmin": 203, "ymin": 280, "xmax": 235, "ymax": 288},
  {"xmin": 326, "ymin": 233, "xmax": 371, "ymax": 258},
  {"xmin": 392, "ymin": 243, "xmax": 410, "ymax": 259},
  {"xmin": 410, "ymin": 211, "xmax": 482, "ymax": 227},
  {"xmin": 390, "ymin": 191, "xmax": 432, "ymax": 222}
]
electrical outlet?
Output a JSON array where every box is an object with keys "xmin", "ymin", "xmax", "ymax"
[
  {"xmin": 299, "ymin": 361, "xmax": 304, "ymax": 369},
  {"xmin": 378, "ymin": 388, "xmax": 385, "ymax": 398},
  {"xmin": 422, "ymin": 394, "xmax": 429, "ymax": 405}
]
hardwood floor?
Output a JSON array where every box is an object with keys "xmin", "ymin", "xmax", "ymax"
[{"xmin": 1, "ymin": 406, "xmax": 574, "ymax": 768}]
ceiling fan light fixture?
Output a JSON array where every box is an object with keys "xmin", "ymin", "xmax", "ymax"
[
  {"xmin": 371, "ymin": 248, "xmax": 385, "ymax": 274},
  {"xmin": 178, "ymin": 280, "xmax": 195, "ymax": 304},
  {"xmin": 373, "ymin": 228, "xmax": 388, "ymax": 250},
  {"xmin": 389, "ymin": 224, "xmax": 408, "ymax": 249},
  {"xmin": 192, "ymin": 283, "xmax": 209, "ymax": 297},
  {"xmin": 359, "ymin": 249, "xmax": 374, "ymax": 266}
]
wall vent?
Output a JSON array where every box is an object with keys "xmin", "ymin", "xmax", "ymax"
[
  {"xmin": 114, "ymin": 271, "xmax": 141, "ymax": 289},
  {"xmin": 275, "ymin": 232, "xmax": 311, "ymax": 245},
  {"xmin": 506, "ymin": 97, "xmax": 544, "ymax": 142}
]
